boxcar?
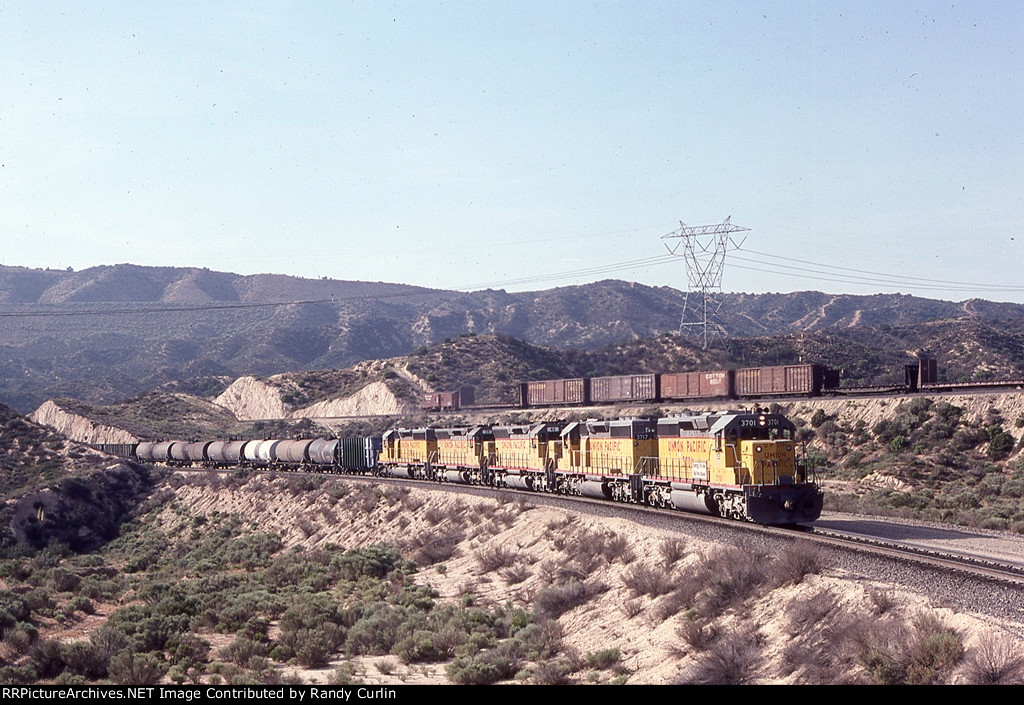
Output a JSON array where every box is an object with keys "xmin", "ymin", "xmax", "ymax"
[
  {"xmin": 519, "ymin": 378, "xmax": 590, "ymax": 407},
  {"xmin": 590, "ymin": 374, "xmax": 658, "ymax": 403},
  {"xmin": 659, "ymin": 370, "xmax": 734, "ymax": 400},
  {"xmin": 734, "ymin": 364, "xmax": 836, "ymax": 397}
]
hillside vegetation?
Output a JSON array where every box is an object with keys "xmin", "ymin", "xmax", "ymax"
[{"xmin": 0, "ymin": 465, "xmax": 1018, "ymax": 685}]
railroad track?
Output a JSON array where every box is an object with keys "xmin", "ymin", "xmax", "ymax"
[{"xmin": 802, "ymin": 524, "xmax": 1024, "ymax": 586}]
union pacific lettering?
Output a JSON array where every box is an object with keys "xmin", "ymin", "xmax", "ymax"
[
  {"xmin": 664, "ymin": 438, "xmax": 712, "ymax": 454},
  {"xmin": 589, "ymin": 438, "xmax": 630, "ymax": 451}
]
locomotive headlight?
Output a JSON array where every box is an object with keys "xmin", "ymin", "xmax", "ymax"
[
  {"xmin": 755, "ymin": 445, "xmax": 763, "ymax": 452},
  {"xmin": 784, "ymin": 500, "xmax": 794, "ymax": 510}
]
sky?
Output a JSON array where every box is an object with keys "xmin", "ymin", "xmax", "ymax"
[{"xmin": 1, "ymin": 1, "xmax": 1022, "ymax": 302}]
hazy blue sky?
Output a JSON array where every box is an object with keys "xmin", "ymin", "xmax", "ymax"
[{"xmin": 2, "ymin": 1, "xmax": 1022, "ymax": 301}]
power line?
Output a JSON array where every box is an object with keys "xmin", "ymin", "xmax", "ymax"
[
  {"xmin": 730, "ymin": 253, "xmax": 1024, "ymax": 293},
  {"xmin": 740, "ymin": 249, "xmax": 1024, "ymax": 291}
]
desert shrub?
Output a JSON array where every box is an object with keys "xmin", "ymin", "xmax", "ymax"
[
  {"xmin": 596, "ymin": 533, "xmax": 635, "ymax": 564},
  {"xmin": 769, "ymin": 542, "xmax": 824, "ymax": 586},
  {"xmin": 515, "ymin": 619, "xmax": 563, "ymax": 661},
  {"xmin": 108, "ymin": 651, "xmax": 167, "ymax": 685},
  {"xmin": 219, "ymin": 637, "xmax": 270, "ymax": 667},
  {"xmin": 680, "ymin": 629, "xmax": 758, "ymax": 684},
  {"xmin": 889, "ymin": 435, "xmax": 907, "ymax": 453},
  {"xmin": 584, "ymin": 648, "xmax": 620, "ymax": 670},
  {"xmin": 535, "ymin": 580, "xmax": 602, "ymax": 619},
  {"xmin": 446, "ymin": 642, "xmax": 522, "ymax": 685},
  {"xmin": 374, "ymin": 657, "xmax": 397, "ymax": 675},
  {"xmin": 0, "ymin": 590, "xmax": 30, "ymax": 627},
  {"xmin": 500, "ymin": 562, "xmax": 532, "ymax": 585},
  {"xmin": 48, "ymin": 568, "xmax": 81, "ymax": 593},
  {"xmin": 988, "ymin": 431, "xmax": 1016, "ymax": 461},
  {"xmin": 394, "ymin": 623, "xmax": 468, "ymax": 664},
  {"xmin": 328, "ymin": 662, "xmax": 363, "ymax": 685},
  {"xmin": 857, "ymin": 611, "xmax": 963, "ymax": 685},
  {"xmin": 66, "ymin": 595, "xmax": 95, "ymax": 615},
  {"xmin": 677, "ymin": 618, "xmax": 717, "ymax": 653},
  {"xmin": 622, "ymin": 564, "xmax": 674, "ymax": 597},
  {"xmin": 474, "ymin": 545, "xmax": 517, "ymax": 573},
  {"xmin": 345, "ymin": 602, "xmax": 412, "ymax": 656},
  {"xmin": 3, "ymin": 623, "xmax": 38, "ymax": 654},
  {"xmin": 620, "ymin": 598, "xmax": 643, "ymax": 618},
  {"xmin": 60, "ymin": 641, "xmax": 108, "ymax": 679},
  {"xmin": 530, "ymin": 659, "xmax": 574, "ymax": 684},
  {"xmin": 29, "ymin": 639, "xmax": 65, "ymax": 679},
  {"xmin": 89, "ymin": 624, "xmax": 130, "ymax": 663},
  {"xmin": 785, "ymin": 590, "xmax": 837, "ymax": 635},
  {"xmin": 695, "ymin": 547, "xmax": 769, "ymax": 611},
  {"xmin": 23, "ymin": 588, "xmax": 56, "ymax": 614},
  {"xmin": 659, "ymin": 537, "xmax": 687, "ymax": 564},
  {"xmin": 409, "ymin": 533, "xmax": 461, "ymax": 566},
  {"xmin": 904, "ymin": 612, "xmax": 964, "ymax": 684},
  {"xmin": 963, "ymin": 633, "xmax": 1024, "ymax": 684},
  {"xmin": 336, "ymin": 544, "xmax": 410, "ymax": 581}
]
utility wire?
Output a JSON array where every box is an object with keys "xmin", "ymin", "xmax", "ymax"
[
  {"xmin": 739, "ymin": 249, "xmax": 1024, "ymax": 292},
  {"xmin": 731, "ymin": 253, "xmax": 1024, "ymax": 293}
]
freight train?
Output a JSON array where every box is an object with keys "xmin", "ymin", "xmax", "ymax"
[
  {"xmin": 405, "ymin": 358, "xmax": 1020, "ymax": 413},
  {"xmin": 512, "ymin": 357, "xmax": 1024, "ymax": 408},
  {"xmin": 103, "ymin": 407, "xmax": 823, "ymax": 525},
  {"xmin": 518, "ymin": 364, "xmax": 841, "ymax": 407}
]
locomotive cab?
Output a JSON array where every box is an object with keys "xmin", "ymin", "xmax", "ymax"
[{"xmin": 657, "ymin": 411, "xmax": 801, "ymax": 486}]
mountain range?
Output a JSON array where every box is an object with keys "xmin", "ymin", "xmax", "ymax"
[{"xmin": 1, "ymin": 263, "xmax": 1023, "ymax": 412}]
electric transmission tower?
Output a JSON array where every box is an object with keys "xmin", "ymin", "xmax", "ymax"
[{"xmin": 661, "ymin": 216, "xmax": 750, "ymax": 350}]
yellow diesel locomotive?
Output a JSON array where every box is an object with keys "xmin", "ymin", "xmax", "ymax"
[{"xmin": 376, "ymin": 409, "xmax": 822, "ymax": 525}]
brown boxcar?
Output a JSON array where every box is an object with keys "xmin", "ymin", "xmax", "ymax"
[
  {"xmin": 734, "ymin": 364, "xmax": 832, "ymax": 397},
  {"xmin": 659, "ymin": 370, "xmax": 734, "ymax": 400},
  {"xmin": 421, "ymin": 391, "xmax": 458, "ymax": 412},
  {"xmin": 590, "ymin": 374, "xmax": 658, "ymax": 403},
  {"xmin": 420, "ymin": 387, "xmax": 475, "ymax": 412},
  {"xmin": 520, "ymin": 378, "xmax": 589, "ymax": 407}
]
